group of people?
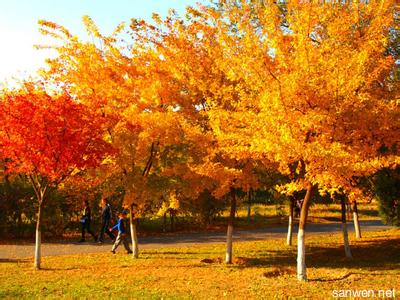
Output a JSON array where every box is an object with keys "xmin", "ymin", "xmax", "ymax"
[{"xmin": 80, "ymin": 198, "xmax": 132, "ymax": 254}]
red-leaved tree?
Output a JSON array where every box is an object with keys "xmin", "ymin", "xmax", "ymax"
[{"xmin": 0, "ymin": 83, "xmax": 113, "ymax": 269}]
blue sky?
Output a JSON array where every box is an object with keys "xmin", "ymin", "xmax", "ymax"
[{"xmin": 0, "ymin": 0, "xmax": 203, "ymax": 83}]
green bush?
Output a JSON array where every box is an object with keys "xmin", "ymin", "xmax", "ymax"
[
  {"xmin": 181, "ymin": 189, "xmax": 228, "ymax": 226},
  {"xmin": 0, "ymin": 176, "xmax": 87, "ymax": 238},
  {"xmin": 373, "ymin": 167, "xmax": 400, "ymax": 226}
]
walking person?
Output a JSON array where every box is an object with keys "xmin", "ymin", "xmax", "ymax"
[
  {"xmin": 110, "ymin": 211, "xmax": 132, "ymax": 254},
  {"xmin": 98, "ymin": 198, "xmax": 115, "ymax": 244},
  {"xmin": 295, "ymin": 198, "xmax": 303, "ymax": 218},
  {"xmin": 79, "ymin": 200, "xmax": 97, "ymax": 242}
]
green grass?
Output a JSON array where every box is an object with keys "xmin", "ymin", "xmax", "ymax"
[
  {"xmin": 214, "ymin": 202, "xmax": 379, "ymax": 231},
  {"xmin": 234, "ymin": 202, "xmax": 379, "ymax": 222},
  {"xmin": 308, "ymin": 202, "xmax": 379, "ymax": 222},
  {"xmin": 137, "ymin": 202, "xmax": 380, "ymax": 235},
  {"xmin": 1, "ymin": 229, "xmax": 399, "ymax": 299}
]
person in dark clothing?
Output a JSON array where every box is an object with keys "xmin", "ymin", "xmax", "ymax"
[
  {"xmin": 110, "ymin": 212, "xmax": 132, "ymax": 254},
  {"xmin": 79, "ymin": 200, "xmax": 97, "ymax": 242},
  {"xmin": 294, "ymin": 200, "xmax": 301, "ymax": 218},
  {"xmin": 98, "ymin": 198, "xmax": 115, "ymax": 244}
]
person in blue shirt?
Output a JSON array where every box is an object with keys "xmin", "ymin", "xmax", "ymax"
[{"xmin": 110, "ymin": 211, "xmax": 132, "ymax": 254}]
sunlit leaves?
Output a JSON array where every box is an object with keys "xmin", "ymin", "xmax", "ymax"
[
  {"xmin": 35, "ymin": 1, "xmax": 399, "ymax": 205},
  {"xmin": 197, "ymin": 0, "xmax": 399, "ymax": 198},
  {"xmin": 0, "ymin": 83, "xmax": 113, "ymax": 183}
]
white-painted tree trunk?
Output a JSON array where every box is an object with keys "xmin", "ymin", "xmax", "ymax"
[
  {"xmin": 341, "ymin": 196, "xmax": 352, "ymax": 259},
  {"xmin": 352, "ymin": 201, "xmax": 362, "ymax": 239},
  {"xmin": 297, "ymin": 228, "xmax": 306, "ymax": 280},
  {"xmin": 129, "ymin": 209, "xmax": 139, "ymax": 258},
  {"xmin": 34, "ymin": 199, "xmax": 43, "ymax": 270},
  {"xmin": 353, "ymin": 212, "xmax": 361, "ymax": 239},
  {"xmin": 287, "ymin": 215, "xmax": 293, "ymax": 246},
  {"xmin": 34, "ymin": 228, "xmax": 41, "ymax": 270},
  {"xmin": 225, "ymin": 191, "xmax": 236, "ymax": 264},
  {"xmin": 296, "ymin": 183, "xmax": 314, "ymax": 281},
  {"xmin": 287, "ymin": 199, "xmax": 294, "ymax": 246},
  {"xmin": 29, "ymin": 177, "xmax": 48, "ymax": 271},
  {"xmin": 225, "ymin": 224, "xmax": 233, "ymax": 264},
  {"xmin": 342, "ymin": 222, "xmax": 353, "ymax": 259}
]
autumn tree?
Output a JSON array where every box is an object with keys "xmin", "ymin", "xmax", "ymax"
[
  {"xmin": 0, "ymin": 83, "xmax": 113, "ymax": 269},
  {"xmin": 37, "ymin": 14, "xmax": 225, "ymax": 259},
  {"xmin": 130, "ymin": 9, "xmax": 284, "ymax": 263},
  {"xmin": 187, "ymin": 0, "xmax": 399, "ymax": 280},
  {"xmin": 36, "ymin": 1, "xmax": 399, "ymax": 280}
]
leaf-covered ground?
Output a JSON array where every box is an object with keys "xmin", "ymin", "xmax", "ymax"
[{"xmin": 1, "ymin": 229, "xmax": 399, "ymax": 299}]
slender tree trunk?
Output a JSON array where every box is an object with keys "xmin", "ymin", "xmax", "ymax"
[
  {"xmin": 297, "ymin": 184, "xmax": 314, "ymax": 281},
  {"xmin": 341, "ymin": 197, "xmax": 353, "ymax": 259},
  {"xmin": 247, "ymin": 202, "xmax": 251, "ymax": 224},
  {"xmin": 163, "ymin": 212, "xmax": 167, "ymax": 232},
  {"xmin": 170, "ymin": 210, "xmax": 174, "ymax": 232},
  {"xmin": 247, "ymin": 190, "xmax": 252, "ymax": 224},
  {"xmin": 17, "ymin": 212, "xmax": 23, "ymax": 237},
  {"xmin": 29, "ymin": 176, "xmax": 48, "ymax": 270},
  {"xmin": 352, "ymin": 200, "xmax": 362, "ymax": 239},
  {"xmin": 129, "ymin": 207, "xmax": 139, "ymax": 258},
  {"xmin": 34, "ymin": 199, "xmax": 43, "ymax": 270},
  {"xmin": 287, "ymin": 198, "xmax": 294, "ymax": 246},
  {"xmin": 226, "ymin": 191, "xmax": 237, "ymax": 264}
]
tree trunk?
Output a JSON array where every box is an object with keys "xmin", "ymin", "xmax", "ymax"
[
  {"xmin": 247, "ymin": 189, "xmax": 252, "ymax": 224},
  {"xmin": 226, "ymin": 191, "xmax": 237, "ymax": 264},
  {"xmin": 352, "ymin": 200, "xmax": 362, "ymax": 239},
  {"xmin": 247, "ymin": 201, "xmax": 251, "ymax": 224},
  {"xmin": 341, "ymin": 197, "xmax": 353, "ymax": 259},
  {"xmin": 170, "ymin": 210, "xmax": 174, "ymax": 232},
  {"xmin": 17, "ymin": 212, "xmax": 23, "ymax": 237},
  {"xmin": 34, "ymin": 200, "xmax": 43, "ymax": 270},
  {"xmin": 129, "ymin": 208, "xmax": 139, "ymax": 258},
  {"xmin": 287, "ymin": 197, "xmax": 294, "ymax": 246},
  {"xmin": 297, "ymin": 184, "xmax": 314, "ymax": 281},
  {"xmin": 29, "ymin": 176, "xmax": 48, "ymax": 270},
  {"xmin": 163, "ymin": 212, "xmax": 167, "ymax": 232}
]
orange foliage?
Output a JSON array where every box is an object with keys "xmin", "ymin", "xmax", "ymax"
[
  {"xmin": 35, "ymin": 1, "xmax": 399, "ymax": 204},
  {"xmin": 0, "ymin": 83, "xmax": 113, "ymax": 184}
]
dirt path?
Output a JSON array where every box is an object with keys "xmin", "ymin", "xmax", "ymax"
[{"xmin": 0, "ymin": 220, "xmax": 391, "ymax": 260}]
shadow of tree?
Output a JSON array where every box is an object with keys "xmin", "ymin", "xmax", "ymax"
[
  {"xmin": 207, "ymin": 235, "xmax": 400, "ymax": 277},
  {"xmin": 40, "ymin": 267, "xmax": 79, "ymax": 271},
  {"xmin": 309, "ymin": 271, "xmax": 398, "ymax": 282},
  {"xmin": 308, "ymin": 272, "xmax": 353, "ymax": 282},
  {"xmin": 307, "ymin": 237, "xmax": 400, "ymax": 270},
  {"xmin": 0, "ymin": 258, "xmax": 30, "ymax": 263}
]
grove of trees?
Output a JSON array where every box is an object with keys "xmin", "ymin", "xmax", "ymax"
[{"xmin": 0, "ymin": 0, "xmax": 399, "ymax": 281}]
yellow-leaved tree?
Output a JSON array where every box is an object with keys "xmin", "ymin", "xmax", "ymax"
[
  {"xmin": 184, "ymin": 0, "xmax": 399, "ymax": 281},
  {"xmin": 37, "ymin": 16, "xmax": 208, "ymax": 258},
  {"xmin": 37, "ymin": 1, "xmax": 399, "ymax": 282}
]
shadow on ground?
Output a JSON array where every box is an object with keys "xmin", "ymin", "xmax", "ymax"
[
  {"xmin": 0, "ymin": 258, "xmax": 30, "ymax": 263},
  {"xmin": 199, "ymin": 235, "xmax": 400, "ymax": 281}
]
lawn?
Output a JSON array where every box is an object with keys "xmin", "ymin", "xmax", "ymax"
[
  {"xmin": 1, "ymin": 228, "xmax": 399, "ymax": 299},
  {"xmin": 137, "ymin": 202, "xmax": 380, "ymax": 235},
  {"xmin": 226, "ymin": 201, "xmax": 377, "ymax": 230}
]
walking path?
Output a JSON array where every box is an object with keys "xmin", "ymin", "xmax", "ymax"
[{"xmin": 0, "ymin": 220, "xmax": 392, "ymax": 260}]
